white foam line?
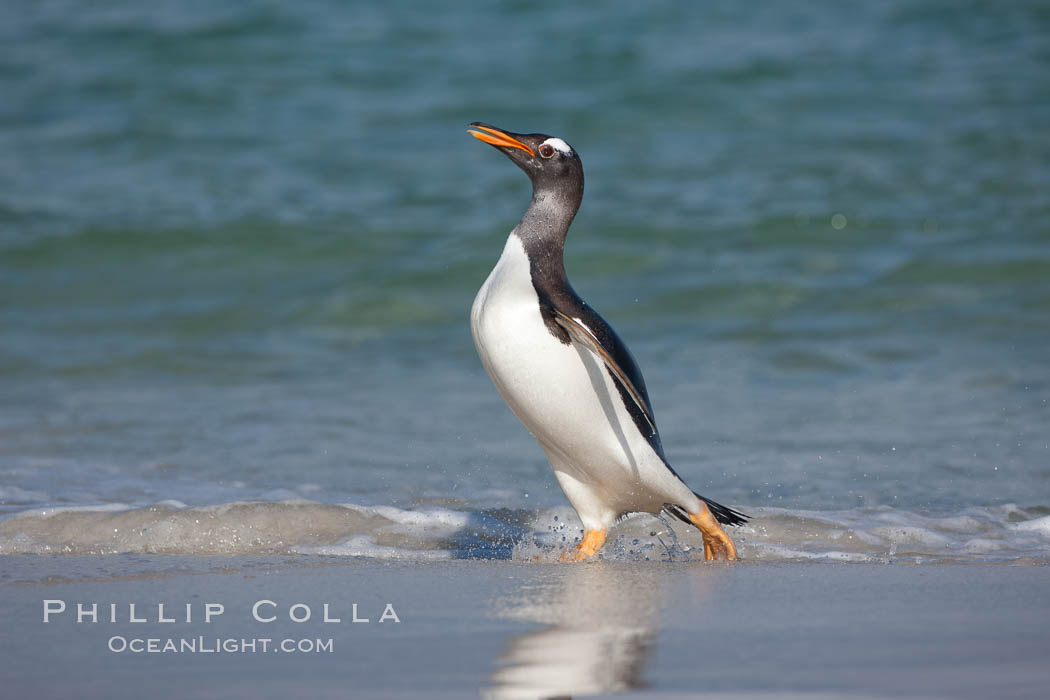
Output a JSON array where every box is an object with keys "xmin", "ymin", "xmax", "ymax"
[{"xmin": 293, "ymin": 536, "xmax": 454, "ymax": 560}]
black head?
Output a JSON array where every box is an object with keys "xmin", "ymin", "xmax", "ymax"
[{"xmin": 467, "ymin": 122, "xmax": 584, "ymax": 200}]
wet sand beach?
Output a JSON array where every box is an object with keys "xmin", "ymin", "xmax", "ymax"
[{"xmin": 3, "ymin": 555, "xmax": 1048, "ymax": 699}]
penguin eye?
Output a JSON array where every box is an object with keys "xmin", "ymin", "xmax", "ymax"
[{"xmin": 538, "ymin": 143, "xmax": 555, "ymax": 159}]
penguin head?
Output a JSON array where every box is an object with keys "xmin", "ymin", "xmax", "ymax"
[{"xmin": 467, "ymin": 122, "xmax": 584, "ymax": 197}]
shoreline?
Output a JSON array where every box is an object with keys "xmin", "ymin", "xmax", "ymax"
[{"xmin": 2, "ymin": 500, "xmax": 1047, "ymax": 565}]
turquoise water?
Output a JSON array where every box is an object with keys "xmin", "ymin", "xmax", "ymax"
[{"xmin": 1, "ymin": 2, "xmax": 1048, "ymax": 559}]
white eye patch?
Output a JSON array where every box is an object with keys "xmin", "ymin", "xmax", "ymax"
[{"xmin": 541, "ymin": 137, "xmax": 573, "ymax": 155}]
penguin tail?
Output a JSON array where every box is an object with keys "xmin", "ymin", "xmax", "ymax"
[{"xmin": 665, "ymin": 495, "xmax": 748, "ymax": 527}]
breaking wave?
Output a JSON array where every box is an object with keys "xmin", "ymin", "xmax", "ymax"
[{"xmin": 1, "ymin": 500, "xmax": 1047, "ymax": 564}]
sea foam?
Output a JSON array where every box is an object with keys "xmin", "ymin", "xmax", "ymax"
[{"xmin": 0, "ymin": 500, "xmax": 1046, "ymax": 563}]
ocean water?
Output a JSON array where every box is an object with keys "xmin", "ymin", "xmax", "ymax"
[{"xmin": 1, "ymin": 1, "xmax": 1048, "ymax": 563}]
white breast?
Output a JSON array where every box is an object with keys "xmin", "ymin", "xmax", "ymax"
[{"xmin": 471, "ymin": 235, "xmax": 695, "ymax": 529}]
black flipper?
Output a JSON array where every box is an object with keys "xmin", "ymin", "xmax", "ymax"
[
  {"xmin": 543, "ymin": 299, "xmax": 748, "ymax": 529},
  {"xmin": 549, "ymin": 307, "xmax": 657, "ymax": 436}
]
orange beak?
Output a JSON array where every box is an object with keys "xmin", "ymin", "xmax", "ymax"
[{"xmin": 466, "ymin": 124, "xmax": 534, "ymax": 156}]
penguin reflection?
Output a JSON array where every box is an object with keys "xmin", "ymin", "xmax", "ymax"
[{"xmin": 483, "ymin": 562, "xmax": 670, "ymax": 699}]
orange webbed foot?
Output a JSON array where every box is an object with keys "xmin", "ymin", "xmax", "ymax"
[
  {"xmin": 560, "ymin": 529, "xmax": 607, "ymax": 562},
  {"xmin": 688, "ymin": 506, "xmax": 738, "ymax": 562}
]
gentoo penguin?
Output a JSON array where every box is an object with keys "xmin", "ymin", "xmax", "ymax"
[{"xmin": 467, "ymin": 122, "xmax": 746, "ymax": 561}]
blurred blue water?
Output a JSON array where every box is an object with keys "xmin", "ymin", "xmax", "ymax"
[{"xmin": 1, "ymin": 0, "xmax": 1048, "ymax": 516}]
